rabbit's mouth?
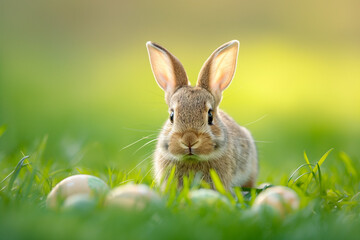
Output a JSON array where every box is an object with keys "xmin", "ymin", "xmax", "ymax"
[
  {"xmin": 182, "ymin": 154, "xmax": 201, "ymax": 162},
  {"xmin": 168, "ymin": 132, "xmax": 215, "ymax": 156}
]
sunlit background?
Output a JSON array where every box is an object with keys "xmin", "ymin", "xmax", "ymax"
[{"xmin": 1, "ymin": 0, "xmax": 359, "ymax": 181}]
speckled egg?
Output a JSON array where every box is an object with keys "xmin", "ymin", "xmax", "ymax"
[
  {"xmin": 46, "ymin": 174, "xmax": 109, "ymax": 209},
  {"xmin": 252, "ymin": 186, "xmax": 300, "ymax": 216},
  {"xmin": 105, "ymin": 184, "xmax": 161, "ymax": 210},
  {"xmin": 62, "ymin": 194, "xmax": 97, "ymax": 211},
  {"xmin": 188, "ymin": 189, "xmax": 231, "ymax": 207}
]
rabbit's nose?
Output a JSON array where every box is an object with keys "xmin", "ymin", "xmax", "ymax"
[{"xmin": 181, "ymin": 132, "xmax": 199, "ymax": 149}]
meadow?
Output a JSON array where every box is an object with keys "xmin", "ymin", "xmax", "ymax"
[{"xmin": 1, "ymin": 0, "xmax": 360, "ymax": 239}]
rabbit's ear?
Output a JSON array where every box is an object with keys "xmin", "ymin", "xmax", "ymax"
[
  {"xmin": 146, "ymin": 42, "xmax": 189, "ymax": 103},
  {"xmin": 197, "ymin": 40, "xmax": 239, "ymax": 104}
]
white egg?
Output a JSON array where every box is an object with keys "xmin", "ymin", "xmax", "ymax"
[
  {"xmin": 188, "ymin": 189, "xmax": 231, "ymax": 207},
  {"xmin": 62, "ymin": 194, "xmax": 96, "ymax": 211},
  {"xmin": 252, "ymin": 186, "xmax": 300, "ymax": 216},
  {"xmin": 105, "ymin": 184, "xmax": 161, "ymax": 210},
  {"xmin": 46, "ymin": 174, "xmax": 109, "ymax": 209}
]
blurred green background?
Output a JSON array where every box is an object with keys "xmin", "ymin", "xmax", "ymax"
[{"xmin": 0, "ymin": 0, "xmax": 359, "ymax": 181}]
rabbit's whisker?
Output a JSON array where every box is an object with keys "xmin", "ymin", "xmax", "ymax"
[
  {"xmin": 119, "ymin": 134, "xmax": 157, "ymax": 152},
  {"xmin": 244, "ymin": 114, "xmax": 268, "ymax": 126},
  {"xmin": 128, "ymin": 152, "xmax": 154, "ymax": 175},
  {"xmin": 140, "ymin": 167, "xmax": 154, "ymax": 183},
  {"xmin": 237, "ymin": 137, "xmax": 272, "ymax": 144},
  {"xmin": 123, "ymin": 127, "xmax": 160, "ymax": 133},
  {"xmin": 133, "ymin": 138, "xmax": 158, "ymax": 154},
  {"xmin": 154, "ymin": 153, "xmax": 172, "ymax": 182},
  {"xmin": 253, "ymin": 140, "xmax": 272, "ymax": 143}
]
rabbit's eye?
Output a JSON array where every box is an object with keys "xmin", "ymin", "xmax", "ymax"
[
  {"xmin": 170, "ymin": 110, "xmax": 174, "ymax": 123},
  {"xmin": 208, "ymin": 109, "xmax": 213, "ymax": 125}
]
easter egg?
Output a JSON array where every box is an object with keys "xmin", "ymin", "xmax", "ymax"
[
  {"xmin": 46, "ymin": 174, "xmax": 109, "ymax": 209},
  {"xmin": 188, "ymin": 189, "xmax": 231, "ymax": 207},
  {"xmin": 105, "ymin": 184, "xmax": 160, "ymax": 210},
  {"xmin": 252, "ymin": 186, "xmax": 300, "ymax": 216},
  {"xmin": 62, "ymin": 194, "xmax": 97, "ymax": 211}
]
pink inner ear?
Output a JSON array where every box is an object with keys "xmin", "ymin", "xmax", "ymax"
[
  {"xmin": 219, "ymin": 66, "xmax": 233, "ymax": 90},
  {"xmin": 210, "ymin": 49, "xmax": 237, "ymax": 92},
  {"xmin": 159, "ymin": 72, "xmax": 177, "ymax": 92},
  {"xmin": 210, "ymin": 68, "xmax": 231, "ymax": 92},
  {"xmin": 157, "ymin": 73, "xmax": 168, "ymax": 90},
  {"xmin": 219, "ymin": 75, "xmax": 229, "ymax": 90}
]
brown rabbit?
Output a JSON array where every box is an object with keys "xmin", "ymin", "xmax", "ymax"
[{"xmin": 146, "ymin": 40, "xmax": 258, "ymax": 190}]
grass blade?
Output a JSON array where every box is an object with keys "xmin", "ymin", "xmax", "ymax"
[
  {"xmin": 339, "ymin": 152, "xmax": 357, "ymax": 179},
  {"xmin": 210, "ymin": 169, "xmax": 226, "ymax": 195},
  {"xmin": 317, "ymin": 148, "xmax": 333, "ymax": 169},
  {"xmin": 6, "ymin": 156, "xmax": 30, "ymax": 192},
  {"xmin": 234, "ymin": 187, "xmax": 245, "ymax": 209},
  {"xmin": 210, "ymin": 169, "xmax": 235, "ymax": 204},
  {"xmin": 164, "ymin": 166, "xmax": 176, "ymax": 194},
  {"xmin": 288, "ymin": 163, "xmax": 315, "ymax": 184},
  {"xmin": 304, "ymin": 148, "xmax": 333, "ymax": 188},
  {"xmin": 304, "ymin": 151, "xmax": 312, "ymax": 172}
]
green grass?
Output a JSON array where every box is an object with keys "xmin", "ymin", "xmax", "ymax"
[
  {"xmin": 1, "ymin": 36, "xmax": 359, "ymax": 240},
  {"xmin": 1, "ymin": 41, "xmax": 359, "ymax": 237},
  {"xmin": 1, "ymin": 132, "xmax": 359, "ymax": 240},
  {"xmin": 1, "ymin": 1, "xmax": 360, "ymax": 238}
]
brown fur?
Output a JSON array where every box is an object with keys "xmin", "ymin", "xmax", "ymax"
[
  {"xmin": 157, "ymin": 152, "xmax": 235, "ymax": 190},
  {"xmin": 147, "ymin": 40, "xmax": 258, "ymax": 191}
]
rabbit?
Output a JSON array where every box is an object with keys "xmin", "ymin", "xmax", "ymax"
[{"xmin": 146, "ymin": 40, "xmax": 258, "ymax": 190}]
